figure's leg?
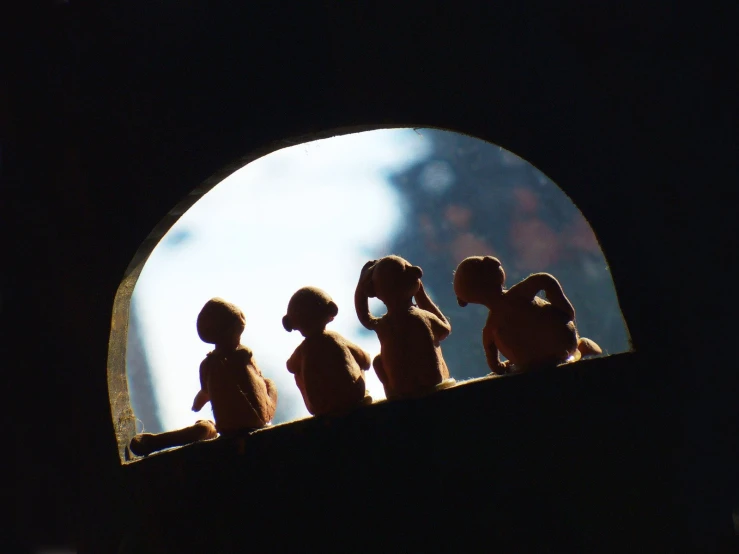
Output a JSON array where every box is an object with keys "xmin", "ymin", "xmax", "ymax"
[
  {"xmin": 129, "ymin": 420, "xmax": 217, "ymax": 457},
  {"xmin": 356, "ymin": 373, "xmax": 373, "ymax": 405},
  {"xmin": 319, "ymin": 377, "xmax": 373, "ymax": 419},
  {"xmin": 265, "ymin": 378, "xmax": 278, "ymax": 405},
  {"xmin": 577, "ymin": 337, "xmax": 602, "ymax": 357},
  {"xmin": 347, "ymin": 372, "xmax": 373, "ymax": 407},
  {"xmin": 372, "ymin": 354, "xmax": 386, "ymax": 384},
  {"xmin": 373, "ymin": 354, "xmax": 394, "ymax": 398},
  {"xmin": 264, "ymin": 377, "xmax": 279, "ymax": 421}
]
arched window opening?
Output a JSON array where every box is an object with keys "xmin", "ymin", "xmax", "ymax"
[{"xmin": 112, "ymin": 127, "xmax": 631, "ymax": 461}]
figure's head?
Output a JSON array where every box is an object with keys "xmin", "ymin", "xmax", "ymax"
[
  {"xmin": 282, "ymin": 287, "xmax": 338, "ymax": 338},
  {"xmin": 197, "ymin": 298, "xmax": 246, "ymax": 346},
  {"xmin": 366, "ymin": 255, "xmax": 423, "ymax": 306},
  {"xmin": 453, "ymin": 256, "xmax": 506, "ymax": 307}
]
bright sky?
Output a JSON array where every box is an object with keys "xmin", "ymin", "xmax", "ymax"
[{"xmin": 130, "ymin": 128, "xmax": 432, "ymax": 432}]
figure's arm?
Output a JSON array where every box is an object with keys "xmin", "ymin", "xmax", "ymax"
[
  {"xmin": 192, "ymin": 361, "xmax": 210, "ymax": 411},
  {"xmin": 415, "ymin": 281, "xmax": 451, "ymax": 340},
  {"xmin": 192, "ymin": 389, "xmax": 210, "ymax": 412},
  {"xmin": 507, "ymin": 273, "xmax": 575, "ymax": 320},
  {"xmin": 355, "ymin": 260, "xmax": 379, "ymax": 330},
  {"xmin": 484, "ymin": 333, "xmax": 510, "ymax": 375},
  {"xmin": 246, "ymin": 358, "xmax": 278, "ymax": 423},
  {"xmin": 346, "ymin": 340, "xmax": 372, "ymax": 371}
]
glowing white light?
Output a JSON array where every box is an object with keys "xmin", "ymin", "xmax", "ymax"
[{"xmin": 131, "ymin": 129, "xmax": 431, "ymax": 431}]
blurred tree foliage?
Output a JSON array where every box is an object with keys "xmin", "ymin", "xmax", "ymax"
[{"xmin": 381, "ymin": 128, "xmax": 630, "ymax": 380}]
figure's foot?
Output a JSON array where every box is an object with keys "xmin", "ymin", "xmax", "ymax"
[
  {"xmin": 434, "ymin": 378, "xmax": 456, "ymax": 392},
  {"xmin": 577, "ymin": 337, "xmax": 602, "ymax": 357},
  {"xmin": 129, "ymin": 433, "xmax": 156, "ymax": 457},
  {"xmin": 129, "ymin": 421, "xmax": 218, "ymax": 457},
  {"xmin": 318, "ymin": 395, "xmax": 375, "ymax": 419},
  {"xmin": 491, "ymin": 363, "xmax": 527, "ymax": 376},
  {"xmin": 490, "ymin": 360, "xmax": 513, "ymax": 376},
  {"xmin": 385, "ymin": 379, "xmax": 457, "ymax": 401}
]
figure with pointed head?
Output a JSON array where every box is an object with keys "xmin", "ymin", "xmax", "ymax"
[
  {"xmin": 453, "ymin": 256, "xmax": 602, "ymax": 374},
  {"xmin": 355, "ymin": 255, "xmax": 455, "ymax": 399},
  {"xmin": 283, "ymin": 287, "xmax": 373, "ymax": 416}
]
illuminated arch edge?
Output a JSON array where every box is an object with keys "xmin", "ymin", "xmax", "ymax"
[{"xmin": 107, "ymin": 125, "xmax": 632, "ymax": 464}]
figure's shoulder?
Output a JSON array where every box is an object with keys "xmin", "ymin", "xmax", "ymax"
[
  {"xmin": 373, "ymin": 313, "xmax": 392, "ymax": 328},
  {"xmin": 236, "ymin": 345, "xmax": 254, "ymax": 363},
  {"xmin": 201, "ymin": 351, "xmax": 216, "ymax": 367},
  {"xmin": 410, "ymin": 305, "xmax": 437, "ymax": 321},
  {"xmin": 303, "ymin": 331, "xmax": 344, "ymax": 350},
  {"xmin": 495, "ymin": 292, "xmax": 524, "ymax": 316},
  {"xmin": 323, "ymin": 329, "xmax": 359, "ymax": 350},
  {"xmin": 323, "ymin": 329, "xmax": 345, "ymax": 342}
]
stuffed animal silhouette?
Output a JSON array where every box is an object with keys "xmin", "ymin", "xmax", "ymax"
[
  {"xmin": 283, "ymin": 287, "xmax": 373, "ymax": 416},
  {"xmin": 355, "ymin": 255, "xmax": 455, "ymax": 399},
  {"xmin": 453, "ymin": 256, "xmax": 602, "ymax": 374},
  {"xmin": 129, "ymin": 298, "xmax": 278, "ymax": 456}
]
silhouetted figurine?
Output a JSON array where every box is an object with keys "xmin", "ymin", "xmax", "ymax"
[
  {"xmin": 129, "ymin": 298, "xmax": 278, "ymax": 457},
  {"xmin": 283, "ymin": 287, "xmax": 373, "ymax": 416},
  {"xmin": 453, "ymin": 256, "xmax": 602, "ymax": 375},
  {"xmin": 355, "ymin": 255, "xmax": 455, "ymax": 400}
]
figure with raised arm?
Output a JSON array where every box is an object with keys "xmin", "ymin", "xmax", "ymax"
[
  {"xmin": 355, "ymin": 255, "xmax": 455, "ymax": 400},
  {"xmin": 453, "ymin": 255, "xmax": 602, "ymax": 375}
]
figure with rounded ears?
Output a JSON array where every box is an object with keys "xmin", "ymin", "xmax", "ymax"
[
  {"xmin": 453, "ymin": 255, "xmax": 602, "ymax": 375},
  {"xmin": 283, "ymin": 287, "xmax": 373, "ymax": 416},
  {"xmin": 129, "ymin": 298, "xmax": 278, "ymax": 456},
  {"xmin": 355, "ymin": 255, "xmax": 455, "ymax": 400}
]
